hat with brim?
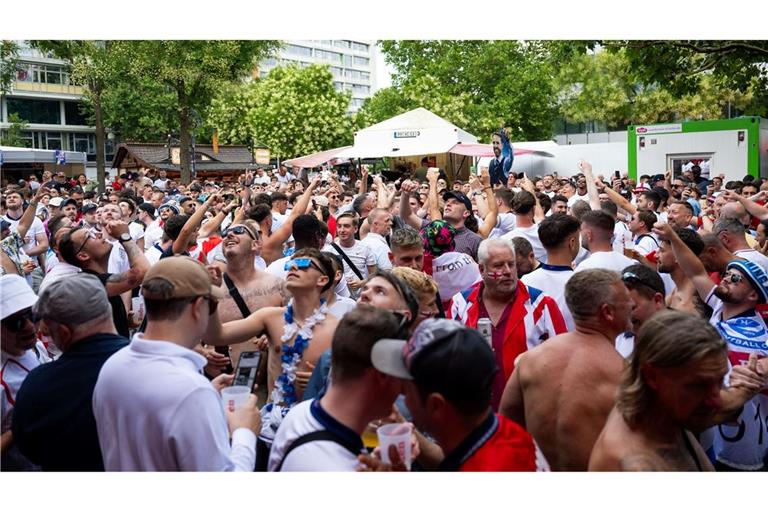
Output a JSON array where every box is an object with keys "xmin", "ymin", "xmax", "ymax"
[
  {"xmin": 0, "ymin": 275, "xmax": 38, "ymax": 320},
  {"xmin": 371, "ymin": 339, "xmax": 412, "ymax": 379},
  {"xmin": 442, "ymin": 191, "xmax": 472, "ymax": 212},
  {"xmin": 726, "ymin": 260, "xmax": 768, "ymax": 304},
  {"xmin": 141, "ymin": 255, "xmax": 224, "ymax": 301}
]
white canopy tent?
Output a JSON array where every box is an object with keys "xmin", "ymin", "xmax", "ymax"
[{"xmin": 335, "ymin": 108, "xmax": 478, "ymax": 159}]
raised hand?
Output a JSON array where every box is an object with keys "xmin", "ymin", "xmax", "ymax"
[
  {"xmin": 426, "ymin": 167, "xmax": 440, "ymax": 183},
  {"xmin": 652, "ymin": 221, "xmax": 675, "ymax": 241}
]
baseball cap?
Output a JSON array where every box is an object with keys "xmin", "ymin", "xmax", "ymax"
[
  {"xmin": 371, "ymin": 318, "xmax": 498, "ymax": 401},
  {"xmin": 0, "ymin": 220, "xmax": 10, "ymax": 232},
  {"xmin": 35, "ymin": 273, "xmax": 110, "ymax": 325},
  {"xmin": 442, "ymin": 191, "xmax": 472, "ymax": 212},
  {"xmin": 651, "ymin": 186, "xmax": 669, "ymax": 203},
  {"xmin": 726, "ymin": 260, "xmax": 768, "ymax": 304},
  {"xmin": 61, "ymin": 198, "xmax": 77, "ymax": 209},
  {"xmin": 138, "ymin": 202, "xmax": 156, "ymax": 217},
  {"xmin": 621, "ymin": 264, "xmax": 666, "ymax": 296},
  {"xmin": 0, "ymin": 274, "xmax": 37, "ymax": 320},
  {"xmin": 81, "ymin": 203, "xmax": 98, "ymax": 214},
  {"xmin": 141, "ymin": 256, "xmax": 224, "ymax": 301},
  {"xmin": 49, "ymin": 197, "xmax": 64, "ymax": 207}
]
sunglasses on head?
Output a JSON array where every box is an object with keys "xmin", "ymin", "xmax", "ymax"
[
  {"xmin": 224, "ymin": 225, "xmax": 257, "ymax": 240},
  {"xmin": 621, "ymin": 271, "xmax": 662, "ymax": 294},
  {"xmin": 284, "ymin": 257, "xmax": 323, "ymax": 273},
  {"xmin": 2, "ymin": 307, "xmax": 38, "ymax": 332}
]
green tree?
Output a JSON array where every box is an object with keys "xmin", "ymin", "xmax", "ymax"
[
  {"xmin": 99, "ymin": 76, "xmax": 178, "ymax": 143},
  {"xmin": 112, "ymin": 40, "xmax": 280, "ymax": 183},
  {"xmin": 369, "ymin": 40, "xmax": 558, "ymax": 141},
  {"xmin": 208, "ymin": 64, "xmax": 354, "ymax": 159},
  {"xmin": 1, "ymin": 113, "xmax": 29, "ymax": 147},
  {"xmin": 555, "ymin": 48, "xmax": 764, "ymax": 127},
  {"xmin": 1, "ymin": 41, "xmax": 19, "ymax": 94}
]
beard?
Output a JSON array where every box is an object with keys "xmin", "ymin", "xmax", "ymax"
[{"xmin": 713, "ymin": 284, "xmax": 734, "ymax": 303}]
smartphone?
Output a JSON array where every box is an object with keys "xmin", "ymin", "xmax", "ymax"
[
  {"xmin": 614, "ymin": 171, "xmax": 621, "ymax": 180},
  {"xmin": 233, "ymin": 351, "xmax": 261, "ymax": 391}
]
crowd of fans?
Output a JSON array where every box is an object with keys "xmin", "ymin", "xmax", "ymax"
[{"xmin": 1, "ymin": 149, "xmax": 767, "ymax": 472}]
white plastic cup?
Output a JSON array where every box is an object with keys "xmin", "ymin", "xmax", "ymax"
[
  {"xmin": 221, "ymin": 386, "xmax": 250, "ymax": 412},
  {"xmin": 377, "ymin": 423, "xmax": 413, "ymax": 469}
]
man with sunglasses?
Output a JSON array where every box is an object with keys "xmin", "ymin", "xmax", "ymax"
[
  {"xmin": 206, "ymin": 249, "xmax": 340, "ymax": 406},
  {"xmin": 93, "ymin": 256, "xmax": 261, "ymax": 471},
  {"xmin": 654, "ymin": 220, "xmax": 768, "ymax": 471},
  {"xmin": 58, "ymin": 220, "xmax": 150, "ymax": 338},
  {"xmin": 210, "ymin": 221, "xmax": 286, "ymax": 379},
  {"xmin": 1, "ymin": 275, "xmax": 51, "ymax": 470}
]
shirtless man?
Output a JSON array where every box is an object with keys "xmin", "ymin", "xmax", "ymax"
[
  {"xmin": 204, "ymin": 220, "xmax": 287, "ymax": 379},
  {"xmin": 590, "ymin": 311, "xmax": 768, "ymax": 471},
  {"xmin": 657, "ymin": 227, "xmax": 707, "ymax": 316},
  {"xmin": 205, "ymin": 248, "xmax": 338, "ymax": 401},
  {"xmin": 499, "ymin": 269, "xmax": 632, "ymax": 470}
]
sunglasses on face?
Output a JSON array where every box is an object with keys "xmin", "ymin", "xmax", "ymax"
[
  {"xmin": 723, "ymin": 271, "xmax": 745, "ymax": 284},
  {"xmin": 224, "ymin": 225, "xmax": 257, "ymax": 240},
  {"xmin": 2, "ymin": 307, "xmax": 38, "ymax": 332},
  {"xmin": 284, "ymin": 257, "xmax": 323, "ymax": 273}
]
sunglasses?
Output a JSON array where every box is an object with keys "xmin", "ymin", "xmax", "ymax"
[
  {"xmin": 2, "ymin": 307, "xmax": 38, "ymax": 332},
  {"xmin": 621, "ymin": 271, "xmax": 662, "ymax": 294},
  {"xmin": 722, "ymin": 270, "xmax": 745, "ymax": 284},
  {"xmin": 284, "ymin": 257, "xmax": 323, "ymax": 273},
  {"xmin": 224, "ymin": 225, "xmax": 257, "ymax": 240}
]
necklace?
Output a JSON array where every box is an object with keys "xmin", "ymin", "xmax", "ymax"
[{"xmin": 260, "ymin": 298, "xmax": 329, "ymax": 439}]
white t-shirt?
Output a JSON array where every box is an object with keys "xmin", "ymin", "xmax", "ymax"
[
  {"xmin": 733, "ymin": 249, "xmax": 768, "ymax": 273},
  {"xmin": 633, "ymin": 233, "xmax": 660, "ymax": 257},
  {"xmin": 330, "ymin": 240, "xmax": 376, "ymax": 282},
  {"xmin": 92, "ymin": 335, "xmax": 256, "ymax": 471},
  {"xmin": 328, "ymin": 295, "xmax": 357, "ymax": 319},
  {"xmin": 521, "ymin": 264, "xmax": 575, "ymax": 330},
  {"xmin": 574, "ymin": 250, "xmax": 636, "ymax": 274},
  {"xmin": 143, "ymin": 220, "xmax": 164, "ymax": 252},
  {"xmin": 703, "ymin": 288, "xmax": 768, "ymax": 469},
  {"xmin": 3, "ymin": 214, "xmax": 45, "ymax": 262},
  {"xmin": 267, "ymin": 399, "xmax": 362, "ymax": 471},
  {"xmin": 1, "ymin": 342, "xmax": 51, "ymax": 433},
  {"xmin": 129, "ymin": 221, "xmax": 145, "ymax": 243},
  {"xmin": 489, "ymin": 212, "xmax": 516, "ymax": 239},
  {"xmin": 567, "ymin": 192, "xmax": 589, "ymax": 209},
  {"xmin": 38, "ymin": 260, "xmax": 81, "ymax": 295},
  {"xmin": 614, "ymin": 332, "xmax": 635, "ymax": 359},
  {"xmin": 501, "ymin": 224, "xmax": 547, "ymax": 263},
  {"xmin": 612, "ymin": 221, "xmax": 632, "ymax": 253},
  {"xmin": 107, "ymin": 239, "xmax": 130, "ymax": 275},
  {"xmin": 272, "ymin": 212, "xmax": 288, "ymax": 232},
  {"xmin": 359, "ymin": 232, "xmax": 392, "ymax": 271},
  {"xmin": 152, "ymin": 178, "xmax": 168, "ymax": 190}
]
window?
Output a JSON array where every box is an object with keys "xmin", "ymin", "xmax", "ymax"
[
  {"xmin": 351, "ymin": 98, "xmax": 365, "ymax": 108},
  {"xmin": 43, "ymin": 132, "xmax": 62, "ymax": 150},
  {"xmin": 345, "ymin": 69, "xmax": 370, "ymax": 81},
  {"xmin": 6, "ymin": 97, "xmax": 61, "ymax": 124},
  {"xmin": 334, "ymin": 82, "xmax": 344, "ymax": 91},
  {"xmin": 287, "ymin": 45, "xmax": 313, "ymax": 58},
  {"xmin": 262, "ymin": 58, "xmax": 277, "ymax": 67},
  {"xmin": 67, "ymin": 133, "xmax": 94, "ymax": 153},
  {"xmin": 315, "ymin": 50, "xmax": 342, "ymax": 62},
  {"xmin": 333, "ymin": 40, "xmax": 351, "ymax": 49},
  {"xmin": 353, "ymin": 84, "xmax": 370, "ymax": 95},
  {"xmin": 351, "ymin": 42, "xmax": 369, "ymax": 52},
  {"xmin": 64, "ymin": 101, "xmax": 89, "ymax": 126},
  {"xmin": 14, "ymin": 62, "xmax": 69, "ymax": 85},
  {"xmin": 329, "ymin": 66, "xmax": 344, "ymax": 78},
  {"xmin": 352, "ymin": 56, "xmax": 370, "ymax": 67}
]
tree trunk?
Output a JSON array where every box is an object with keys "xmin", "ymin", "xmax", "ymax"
[
  {"xmin": 93, "ymin": 82, "xmax": 106, "ymax": 194},
  {"xmin": 178, "ymin": 86, "xmax": 192, "ymax": 185}
]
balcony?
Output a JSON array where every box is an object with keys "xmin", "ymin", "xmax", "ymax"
[{"xmin": 12, "ymin": 81, "xmax": 84, "ymax": 97}]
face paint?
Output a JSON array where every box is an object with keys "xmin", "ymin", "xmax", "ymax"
[{"xmin": 487, "ymin": 272, "xmax": 506, "ymax": 280}]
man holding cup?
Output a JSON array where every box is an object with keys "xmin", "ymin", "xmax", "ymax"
[
  {"xmin": 370, "ymin": 318, "xmax": 548, "ymax": 471},
  {"xmin": 92, "ymin": 256, "xmax": 261, "ymax": 471}
]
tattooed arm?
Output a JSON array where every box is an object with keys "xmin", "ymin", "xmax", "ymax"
[{"xmin": 103, "ymin": 220, "xmax": 150, "ymax": 296}]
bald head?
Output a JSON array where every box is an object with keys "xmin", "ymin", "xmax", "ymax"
[{"xmin": 720, "ymin": 202, "xmax": 750, "ymax": 225}]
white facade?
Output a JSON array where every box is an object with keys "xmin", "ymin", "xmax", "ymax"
[{"xmin": 258, "ymin": 40, "xmax": 377, "ymax": 113}]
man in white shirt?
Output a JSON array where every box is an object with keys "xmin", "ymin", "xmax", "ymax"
[
  {"xmin": 1, "ymin": 275, "xmax": 51, "ymax": 470},
  {"xmin": 92, "ymin": 256, "xmax": 261, "ymax": 471},
  {"xmin": 628, "ymin": 209, "xmax": 660, "ymax": 257},
  {"xmin": 2, "ymin": 190, "xmax": 48, "ymax": 267},
  {"xmin": 575, "ymin": 210, "xmax": 636, "ymax": 273},
  {"xmin": 360, "ymin": 208, "xmax": 393, "ymax": 271},
  {"xmin": 521, "ymin": 213, "xmax": 581, "ymax": 330},
  {"xmin": 152, "ymin": 169, "xmax": 169, "ymax": 190},
  {"xmin": 488, "ymin": 188, "xmax": 516, "ymax": 239},
  {"xmin": 268, "ymin": 305, "xmax": 403, "ymax": 471},
  {"xmin": 501, "ymin": 190, "xmax": 546, "ymax": 262},
  {"xmin": 714, "ymin": 216, "xmax": 768, "ymax": 273},
  {"xmin": 331, "ymin": 212, "xmax": 376, "ymax": 295},
  {"xmin": 276, "ymin": 165, "xmax": 296, "ymax": 186}
]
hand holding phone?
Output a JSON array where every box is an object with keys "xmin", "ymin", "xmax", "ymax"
[{"xmin": 233, "ymin": 351, "xmax": 262, "ymax": 392}]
